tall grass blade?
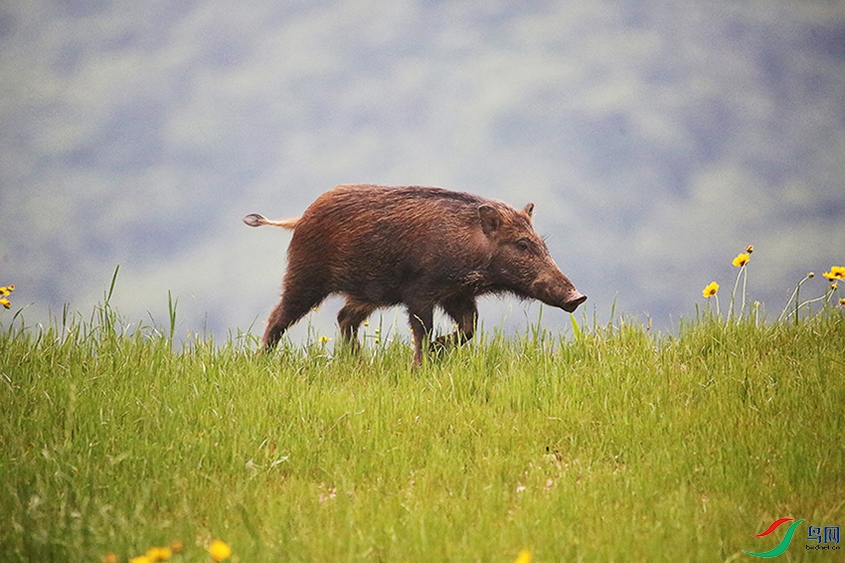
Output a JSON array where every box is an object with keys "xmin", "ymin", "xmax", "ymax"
[
  {"xmin": 105, "ymin": 264, "xmax": 120, "ymax": 306},
  {"xmin": 168, "ymin": 289, "xmax": 178, "ymax": 345},
  {"xmin": 569, "ymin": 312, "xmax": 582, "ymax": 340}
]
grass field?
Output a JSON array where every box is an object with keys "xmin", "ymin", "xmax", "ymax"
[{"xmin": 1, "ymin": 287, "xmax": 844, "ymax": 562}]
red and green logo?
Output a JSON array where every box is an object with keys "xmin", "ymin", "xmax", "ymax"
[
  {"xmin": 744, "ymin": 517, "xmax": 841, "ymax": 557},
  {"xmin": 744, "ymin": 518, "xmax": 804, "ymax": 558}
]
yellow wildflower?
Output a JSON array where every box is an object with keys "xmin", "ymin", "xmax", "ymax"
[
  {"xmin": 129, "ymin": 556, "xmax": 152, "ymax": 563},
  {"xmin": 209, "ymin": 539, "xmax": 232, "ymax": 561},
  {"xmin": 317, "ymin": 335, "xmax": 332, "ymax": 344},
  {"xmin": 840, "ymin": 298, "xmax": 845, "ymax": 307},
  {"xmin": 732, "ymin": 253, "xmax": 750, "ymax": 267},
  {"xmin": 514, "ymin": 549, "xmax": 532, "ymax": 563},
  {"xmin": 146, "ymin": 546, "xmax": 172, "ymax": 561},
  {"xmin": 0, "ymin": 284, "xmax": 13, "ymax": 309},
  {"xmin": 702, "ymin": 282, "xmax": 719, "ymax": 298},
  {"xmin": 822, "ymin": 266, "xmax": 845, "ymax": 280}
]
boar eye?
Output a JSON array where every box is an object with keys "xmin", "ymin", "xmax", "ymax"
[{"xmin": 516, "ymin": 239, "xmax": 531, "ymax": 252}]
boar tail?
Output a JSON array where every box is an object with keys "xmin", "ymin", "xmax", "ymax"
[{"xmin": 242, "ymin": 213, "xmax": 300, "ymax": 230}]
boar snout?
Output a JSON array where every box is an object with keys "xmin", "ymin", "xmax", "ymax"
[
  {"xmin": 561, "ymin": 291, "xmax": 587, "ymax": 313},
  {"xmin": 531, "ymin": 271, "xmax": 587, "ymax": 313}
]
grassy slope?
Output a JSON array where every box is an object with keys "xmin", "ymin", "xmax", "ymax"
[{"xmin": 1, "ymin": 309, "xmax": 843, "ymax": 562}]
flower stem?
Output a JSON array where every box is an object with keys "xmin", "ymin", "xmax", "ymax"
[
  {"xmin": 778, "ymin": 274, "xmax": 811, "ymax": 323},
  {"xmin": 727, "ymin": 265, "xmax": 744, "ymax": 323}
]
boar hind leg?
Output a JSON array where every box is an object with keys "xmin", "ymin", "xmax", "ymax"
[
  {"xmin": 434, "ymin": 295, "xmax": 477, "ymax": 350},
  {"xmin": 407, "ymin": 304, "xmax": 434, "ymax": 367},
  {"xmin": 337, "ymin": 298, "xmax": 376, "ymax": 352},
  {"xmin": 262, "ymin": 281, "xmax": 329, "ymax": 350}
]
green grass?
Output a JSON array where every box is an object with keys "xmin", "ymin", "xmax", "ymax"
[{"xmin": 1, "ymin": 303, "xmax": 844, "ymax": 562}]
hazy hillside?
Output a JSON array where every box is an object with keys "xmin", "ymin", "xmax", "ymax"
[{"xmin": 1, "ymin": 0, "xmax": 843, "ymax": 339}]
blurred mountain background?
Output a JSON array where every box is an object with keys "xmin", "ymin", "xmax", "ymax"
[{"xmin": 1, "ymin": 0, "xmax": 844, "ymax": 343}]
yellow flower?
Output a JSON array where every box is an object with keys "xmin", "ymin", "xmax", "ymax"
[
  {"xmin": 146, "ymin": 546, "xmax": 172, "ymax": 561},
  {"xmin": 702, "ymin": 282, "xmax": 719, "ymax": 298},
  {"xmin": 317, "ymin": 336, "xmax": 332, "ymax": 344},
  {"xmin": 732, "ymin": 253, "xmax": 750, "ymax": 267},
  {"xmin": 840, "ymin": 298, "xmax": 845, "ymax": 307},
  {"xmin": 514, "ymin": 549, "xmax": 532, "ymax": 563},
  {"xmin": 0, "ymin": 284, "xmax": 13, "ymax": 309},
  {"xmin": 129, "ymin": 556, "xmax": 152, "ymax": 563},
  {"xmin": 209, "ymin": 539, "xmax": 232, "ymax": 561},
  {"xmin": 822, "ymin": 266, "xmax": 845, "ymax": 280}
]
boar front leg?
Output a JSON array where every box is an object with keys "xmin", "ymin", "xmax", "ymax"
[{"xmin": 433, "ymin": 294, "xmax": 477, "ymax": 350}]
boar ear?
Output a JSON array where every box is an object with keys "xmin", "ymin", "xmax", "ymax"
[
  {"xmin": 522, "ymin": 203, "xmax": 534, "ymax": 221},
  {"xmin": 478, "ymin": 204, "xmax": 502, "ymax": 235}
]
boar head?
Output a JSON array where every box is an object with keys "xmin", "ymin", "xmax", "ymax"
[{"xmin": 479, "ymin": 202, "xmax": 586, "ymax": 313}]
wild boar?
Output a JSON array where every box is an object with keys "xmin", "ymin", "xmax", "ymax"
[{"xmin": 243, "ymin": 184, "xmax": 586, "ymax": 365}]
